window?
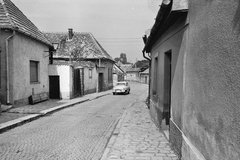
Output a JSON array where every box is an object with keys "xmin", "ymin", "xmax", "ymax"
[
  {"xmin": 108, "ymin": 68, "xmax": 113, "ymax": 82},
  {"xmin": 30, "ymin": 61, "xmax": 39, "ymax": 83},
  {"xmin": 153, "ymin": 57, "xmax": 158, "ymax": 95},
  {"xmin": 89, "ymin": 69, "xmax": 92, "ymax": 79}
]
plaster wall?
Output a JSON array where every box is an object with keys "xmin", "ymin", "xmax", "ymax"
[
  {"xmin": 182, "ymin": 0, "xmax": 240, "ymax": 159},
  {"xmin": 150, "ymin": 15, "xmax": 188, "ymax": 129},
  {"xmin": 84, "ymin": 67, "xmax": 97, "ymax": 94},
  {"xmin": 126, "ymin": 72, "xmax": 140, "ymax": 82},
  {"xmin": 98, "ymin": 60, "xmax": 114, "ymax": 91},
  {"xmin": 1, "ymin": 30, "xmax": 49, "ymax": 105},
  {"xmin": 49, "ymin": 65, "xmax": 71, "ymax": 99}
]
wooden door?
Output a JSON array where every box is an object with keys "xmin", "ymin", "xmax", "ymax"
[
  {"xmin": 98, "ymin": 73, "xmax": 104, "ymax": 92},
  {"xmin": 49, "ymin": 76, "xmax": 60, "ymax": 99}
]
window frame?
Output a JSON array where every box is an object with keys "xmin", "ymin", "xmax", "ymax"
[
  {"xmin": 30, "ymin": 60, "xmax": 39, "ymax": 83},
  {"xmin": 89, "ymin": 68, "xmax": 92, "ymax": 79},
  {"xmin": 152, "ymin": 57, "xmax": 158, "ymax": 95}
]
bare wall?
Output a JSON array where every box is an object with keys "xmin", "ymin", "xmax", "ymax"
[{"xmin": 183, "ymin": 0, "xmax": 240, "ymax": 159}]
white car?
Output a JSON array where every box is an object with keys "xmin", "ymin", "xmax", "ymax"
[{"xmin": 113, "ymin": 81, "xmax": 130, "ymax": 95}]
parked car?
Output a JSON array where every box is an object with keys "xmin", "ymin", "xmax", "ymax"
[{"xmin": 113, "ymin": 81, "xmax": 130, "ymax": 95}]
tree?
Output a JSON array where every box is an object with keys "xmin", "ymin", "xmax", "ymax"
[
  {"xmin": 120, "ymin": 53, "xmax": 127, "ymax": 64},
  {"xmin": 134, "ymin": 60, "xmax": 149, "ymax": 71}
]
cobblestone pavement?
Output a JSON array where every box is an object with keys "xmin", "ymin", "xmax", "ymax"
[
  {"xmin": 0, "ymin": 90, "xmax": 109, "ymax": 124},
  {"xmin": 101, "ymin": 93, "xmax": 178, "ymax": 160},
  {"xmin": 0, "ymin": 83, "xmax": 148, "ymax": 160}
]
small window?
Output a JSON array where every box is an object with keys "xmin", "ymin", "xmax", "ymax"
[
  {"xmin": 153, "ymin": 57, "xmax": 158, "ymax": 95},
  {"xmin": 89, "ymin": 69, "xmax": 92, "ymax": 79},
  {"xmin": 30, "ymin": 60, "xmax": 39, "ymax": 83},
  {"xmin": 108, "ymin": 68, "xmax": 112, "ymax": 82}
]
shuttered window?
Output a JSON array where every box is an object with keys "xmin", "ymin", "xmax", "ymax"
[{"xmin": 30, "ymin": 61, "xmax": 39, "ymax": 83}]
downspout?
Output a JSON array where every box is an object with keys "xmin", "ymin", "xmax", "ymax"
[
  {"xmin": 6, "ymin": 30, "xmax": 15, "ymax": 104},
  {"xmin": 142, "ymin": 49, "xmax": 151, "ymax": 108},
  {"xmin": 142, "ymin": 35, "xmax": 151, "ymax": 108}
]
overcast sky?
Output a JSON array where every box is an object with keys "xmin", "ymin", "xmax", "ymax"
[{"xmin": 12, "ymin": 0, "xmax": 162, "ymax": 62}]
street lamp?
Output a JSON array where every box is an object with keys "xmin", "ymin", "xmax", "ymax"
[
  {"xmin": 50, "ymin": 42, "xmax": 59, "ymax": 64},
  {"xmin": 45, "ymin": 42, "xmax": 59, "ymax": 64},
  {"xmin": 52, "ymin": 42, "xmax": 59, "ymax": 51}
]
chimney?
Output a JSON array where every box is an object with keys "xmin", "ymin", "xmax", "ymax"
[{"xmin": 68, "ymin": 28, "xmax": 73, "ymax": 40}]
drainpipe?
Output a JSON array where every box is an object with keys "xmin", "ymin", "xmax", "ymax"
[
  {"xmin": 142, "ymin": 35, "xmax": 151, "ymax": 108},
  {"xmin": 142, "ymin": 50, "xmax": 151, "ymax": 108},
  {"xmin": 6, "ymin": 30, "xmax": 15, "ymax": 104}
]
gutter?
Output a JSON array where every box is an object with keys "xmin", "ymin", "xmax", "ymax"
[
  {"xmin": 143, "ymin": 0, "xmax": 172, "ymax": 53},
  {"xmin": 6, "ymin": 30, "xmax": 15, "ymax": 104}
]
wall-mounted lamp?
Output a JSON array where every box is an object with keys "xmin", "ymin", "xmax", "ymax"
[{"xmin": 52, "ymin": 42, "xmax": 59, "ymax": 51}]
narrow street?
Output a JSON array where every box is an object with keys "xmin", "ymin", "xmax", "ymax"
[{"xmin": 0, "ymin": 83, "xmax": 148, "ymax": 160}]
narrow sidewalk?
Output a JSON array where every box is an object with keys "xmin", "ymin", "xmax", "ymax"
[{"xmin": 100, "ymin": 95, "xmax": 178, "ymax": 160}]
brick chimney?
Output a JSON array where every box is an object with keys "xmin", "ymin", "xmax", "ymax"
[{"xmin": 68, "ymin": 28, "xmax": 73, "ymax": 40}]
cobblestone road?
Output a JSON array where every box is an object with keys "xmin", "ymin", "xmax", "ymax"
[{"xmin": 0, "ymin": 83, "xmax": 148, "ymax": 160}]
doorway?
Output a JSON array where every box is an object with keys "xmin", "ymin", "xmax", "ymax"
[
  {"xmin": 98, "ymin": 73, "xmax": 104, "ymax": 92},
  {"xmin": 163, "ymin": 50, "xmax": 172, "ymax": 125},
  {"xmin": 49, "ymin": 76, "xmax": 60, "ymax": 99},
  {"xmin": 73, "ymin": 69, "xmax": 81, "ymax": 97}
]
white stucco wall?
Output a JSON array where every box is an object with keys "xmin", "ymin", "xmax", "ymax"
[{"xmin": 49, "ymin": 65, "xmax": 72, "ymax": 99}]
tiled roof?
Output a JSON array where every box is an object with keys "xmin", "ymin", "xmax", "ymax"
[
  {"xmin": 44, "ymin": 32, "xmax": 114, "ymax": 62},
  {"xmin": 52, "ymin": 60, "xmax": 95, "ymax": 68},
  {"xmin": 140, "ymin": 68, "xmax": 149, "ymax": 74},
  {"xmin": 0, "ymin": 0, "xmax": 51, "ymax": 46},
  {"xmin": 113, "ymin": 64, "xmax": 125, "ymax": 74},
  {"xmin": 126, "ymin": 68, "xmax": 141, "ymax": 72},
  {"xmin": 119, "ymin": 64, "xmax": 133, "ymax": 72}
]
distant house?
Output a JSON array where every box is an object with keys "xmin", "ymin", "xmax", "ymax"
[
  {"xmin": 44, "ymin": 29, "xmax": 115, "ymax": 97},
  {"xmin": 125, "ymin": 68, "xmax": 141, "ymax": 82},
  {"xmin": 0, "ymin": 0, "xmax": 52, "ymax": 106},
  {"xmin": 139, "ymin": 68, "xmax": 149, "ymax": 84},
  {"xmin": 113, "ymin": 64, "xmax": 125, "ymax": 85}
]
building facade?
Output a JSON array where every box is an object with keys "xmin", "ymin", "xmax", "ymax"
[
  {"xmin": 44, "ymin": 29, "xmax": 115, "ymax": 96},
  {"xmin": 0, "ymin": 0, "xmax": 52, "ymax": 106},
  {"xmin": 143, "ymin": 0, "xmax": 240, "ymax": 159}
]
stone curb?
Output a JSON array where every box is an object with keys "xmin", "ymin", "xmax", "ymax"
[{"xmin": 0, "ymin": 92, "xmax": 111, "ymax": 134}]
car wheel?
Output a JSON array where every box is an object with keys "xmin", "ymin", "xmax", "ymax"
[
  {"xmin": 128, "ymin": 90, "xmax": 130, "ymax": 94},
  {"xmin": 113, "ymin": 92, "xmax": 116, "ymax": 95}
]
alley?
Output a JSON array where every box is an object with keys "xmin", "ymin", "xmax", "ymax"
[{"xmin": 0, "ymin": 83, "xmax": 148, "ymax": 160}]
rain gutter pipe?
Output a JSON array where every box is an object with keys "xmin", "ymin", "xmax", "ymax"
[{"xmin": 6, "ymin": 30, "xmax": 15, "ymax": 104}]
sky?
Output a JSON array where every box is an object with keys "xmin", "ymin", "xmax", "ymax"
[{"xmin": 11, "ymin": 0, "xmax": 162, "ymax": 63}]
